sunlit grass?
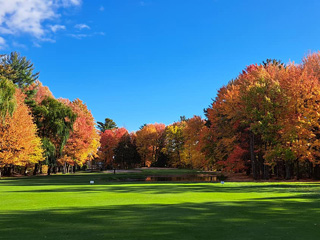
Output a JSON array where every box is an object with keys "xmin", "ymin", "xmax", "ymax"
[{"xmin": 1, "ymin": 170, "xmax": 320, "ymax": 240}]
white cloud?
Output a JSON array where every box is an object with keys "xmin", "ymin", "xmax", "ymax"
[
  {"xmin": 74, "ymin": 24, "xmax": 90, "ymax": 30},
  {"xmin": 0, "ymin": 36, "xmax": 6, "ymax": 49},
  {"xmin": 69, "ymin": 31, "xmax": 105, "ymax": 39},
  {"xmin": 50, "ymin": 24, "xmax": 66, "ymax": 33},
  {"xmin": 0, "ymin": 0, "xmax": 81, "ymax": 46},
  {"xmin": 99, "ymin": 6, "xmax": 105, "ymax": 11},
  {"xmin": 69, "ymin": 33, "xmax": 88, "ymax": 39},
  {"xmin": 61, "ymin": 0, "xmax": 81, "ymax": 6}
]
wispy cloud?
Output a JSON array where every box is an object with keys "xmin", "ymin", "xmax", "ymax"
[
  {"xmin": 0, "ymin": 0, "xmax": 81, "ymax": 48},
  {"xmin": 69, "ymin": 33, "xmax": 89, "ymax": 39},
  {"xmin": 69, "ymin": 31, "xmax": 105, "ymax": 39},
  {"xmin": 74, "ymin": 24, "xmax": 90, "ymax": 30},
  {"xmin": 99, "ymin": 6, "xmax": 105, "ymax": 11},
  {"xmin": 50, "ymin": 24, "xmax": 66, "ymax": 33}
]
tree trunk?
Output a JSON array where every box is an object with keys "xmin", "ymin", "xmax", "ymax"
[
  {"xmin": 33, "ymin": 163, "xmax": 39, "ymax": 175},
  {"xmin": 296, "ymin": 160, "xmax": 300, "ymax": 180},
  {"xmin": 314, "ymin": 165, "xmax": 320, "ymax": 179},
  {"xmin": 285, "ymin": 161, "xmax": 291, "ymax": 179},
  {"xmin": 310, "ymin": 162, "xmax": 314, "ymax": 179},
  {"xmin": 47, "ymin": 165, "xmax": 52, "ymax": 175},
  {"xmin": 263, "ymin": 165, "xmax": 270, "ymax": 179},
  {"xmin": 63, "ymin": 163, "xmax": 67, "ymax": 174},
  {"xmin": 7, "ymin": 166, "xmax": 13, "ymax": 176}
]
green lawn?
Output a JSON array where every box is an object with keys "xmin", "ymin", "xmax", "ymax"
[{"xmin": 1, "ymin": 170, "xmax": 320, "ymax": 240}]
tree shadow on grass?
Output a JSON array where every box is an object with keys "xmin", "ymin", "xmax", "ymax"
[{"xmin": 1, "ymin": 198, "xmax": 320, "ymax": 240}]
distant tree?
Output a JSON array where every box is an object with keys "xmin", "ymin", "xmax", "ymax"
[
  {"xmin": 136, "ymin": 123, "xmax": 166, "ymax": 167},
  {"xmin": 180, "ymin": 116, "xmax": 187, "ymax": 122},
  {"xmin": 97, "ymin": 118, "xmax": 117, "ymax": 132},
  {"xmin": 163, "ymin": 123, "xmax": 185, "ymax": 167},
  {"xmin": 99, "ymin": 128, "xmax": 128, "ymax": 168},
  {"xmin": 182, "ymin": 116, "xmax": 207, "ymax": 169},
  {"xmin": 262, "ymin": 58, "xmax": 286, "ymax": 69},
  {"xmin": 114, "ymin": 133, "xmax": 141, "ymax": 169}
]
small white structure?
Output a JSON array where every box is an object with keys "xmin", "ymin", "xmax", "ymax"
[{"xmin": 90, "ymin": 180, "xmax": 94, "ymax": 184}]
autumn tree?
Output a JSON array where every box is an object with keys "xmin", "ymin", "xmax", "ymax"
[
  {"xmin": 62, "ymin": 99, "xmax": 100, "ymax": 173},
  {"xmin": 182, "ymin": 116, "xmax": 207, "ymax": 169},
  {"xmin": 163, "ymin": 122, "xmax": 185, "ymax": 167},
  {"xmin": 0, "ymin": 89, "xmax": 43, "ymax": 177},
  {"xmin": 27, "ymin": 81, "xmax": 54, "ymax": 104},
  {"xmin": 99, "ymin": 127, "xmax": 128, "ymax": 168},
  {"xmin": 136, "ymin": 123, "xmax": 166, "ymax": 167}
]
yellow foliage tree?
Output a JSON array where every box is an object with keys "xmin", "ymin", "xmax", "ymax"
[{"xmin": 0, "ymin": 89, "xmax": 44, "ymax": 176}]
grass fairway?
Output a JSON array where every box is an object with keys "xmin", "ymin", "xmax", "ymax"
[{"xmin": 1, "ymin": 170, "xmax": 320, "ymax": 240}]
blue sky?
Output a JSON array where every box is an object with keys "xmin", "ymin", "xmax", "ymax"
[{"xmin": 1, "ymin": 0, "xmax": 320, "ymax": 131}]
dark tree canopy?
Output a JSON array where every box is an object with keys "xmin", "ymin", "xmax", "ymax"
[{"xmin": 114, "ymin": 134, "xmax": 141, "ymax": 169}]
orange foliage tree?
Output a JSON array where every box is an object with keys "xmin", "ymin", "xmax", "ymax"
[
  {"xmin": 182, "ymin": 116, "xmax": 207, "ymax": 169},
  {"xmin": 62, "ymin": 99, "xmax": 100, "ymax": 170},
  {"xmin": 0, "ymin": 89, "xmax": 44, "ymax": 176},
  {"xmin": 136, "ymin": 123, "xmax": 166, "ymax": 167},
  {"xmin": 99, "ymin": 127, "xmax": 128, "ymax": 168}
]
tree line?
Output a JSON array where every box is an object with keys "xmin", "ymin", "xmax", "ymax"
[
  {"xmin": 3, "ymin": 51, "xmax": 320, "ymax": 180},
  {"xmin": 97, "ymin": 116, "xmax": 207, "ymax": 170},
  {"xmin": 98, "ymin": 52, "xmax": 320, "ymax": 180}
]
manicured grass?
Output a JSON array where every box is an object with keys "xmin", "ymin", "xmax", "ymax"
[{"xmin": 1, "ymin": 170, "xmax": 320, "ymax": 240}]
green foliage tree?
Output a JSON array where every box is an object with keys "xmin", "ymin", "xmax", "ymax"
[
  {"xmin": 41, "ymin": 137, "xmax": 56, "ymax": 175},
  {"xmin": 1, "ymin": 52, "xmax": 40, "ymax": 109},
  {"xmin": 31, "ymin": 97, "xmax": 76, "ymax": 173},
  {"xmin": 97, "ymin": 118, "xmax": 117, "ymax": 132},
  {"xmin": 1, "ymin": 52, "xmax": 39, "ymax": 89},
  {"xmin": 0, "ymin": 77, "xmax": 16, "ymax": 123}
]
